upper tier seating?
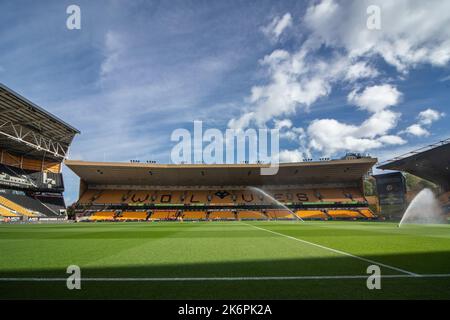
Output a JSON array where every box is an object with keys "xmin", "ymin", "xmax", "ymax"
[{"xmin": 78, "ymin": 187, "xmax": 367, "ymax": 206}]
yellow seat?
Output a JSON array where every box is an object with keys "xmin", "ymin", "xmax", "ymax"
[
  {"xmin": 295, "ymin": 210, "xmax": 327, "ymax": 219},
  {"xmin": 89, "ymin": 211, "xmax": 115, "ymax": 221},
  {"xmin": 151, "ymin": 210, "xmax": 178, "ymax": 220},
  {"xmin": 266, "ymin": 210, "xmax": 295, "ymax": 219},
  {"xmin": 0, "ymin": 196, "xmax": 36, "ymax": 217},
  {"xmin": 182, "ymin": 211, "xmax": 206, "ymax": 220},
  {"xmin": 327, "ymin": 210, "xmax": 362, "ymax": 218},
  {"xmin": 209, "ymin": 211, "xmax": 236, "ymax": 220},
  {"xmin": 119, "ymin": 211, "xmax": 148, "ymax": 220},
  {"xmin": 238, "ymin": 211, "xmax": 267, "ymax": 219},
  {"xmin": 0, "ymin": 206, "xmax": 19, "ymax": 217}
]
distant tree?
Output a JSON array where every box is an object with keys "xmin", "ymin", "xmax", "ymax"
[
  {"xmin": 404, "ymin": 173, "xmax": 438, "ymax": 193},
  {"xmin": 364, "ymin": 178, "xmax": 377, "ymax": 196}
]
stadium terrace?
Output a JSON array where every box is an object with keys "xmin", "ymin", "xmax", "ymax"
[{"xmin": 65, "ymin": 157, "xmax": 377, "ymax": 221}]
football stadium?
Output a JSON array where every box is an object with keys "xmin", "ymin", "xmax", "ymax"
[{"xmin": 1, "ymin": 83, "xmax": 450, "ymax": 300}]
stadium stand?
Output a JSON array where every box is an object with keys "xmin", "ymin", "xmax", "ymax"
[
  {"xmin": 0, "ymin": 83, "xmax": 78, "ymax": 221},
  {"xmin": 0, "ymin": 195, "xmax": 37, "ymax": 217},
  {"xmin": 66, "ymin": 157, "xmax": 377, "ymax": 222},
  {"xmin": 378, "ymin": 138, "xmax": 450, "ymax": 216}
]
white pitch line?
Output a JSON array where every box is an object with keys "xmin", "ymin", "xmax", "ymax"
[
  {"xmin": 1, "ymin": 274, "xmax": 450, "ymax": 282},
  {"xmin": 243, "ymin": 223, "xmax": 419, "ymax": 277}
]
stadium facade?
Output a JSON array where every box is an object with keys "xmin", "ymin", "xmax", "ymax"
[
  {"xmin": 0, "ymin": 83, "xmax": 79, "ymax": 221},
  {"xmin": 378, "ymin": 138, "xmax": 450, "ymax": 214},
  {"xmin": 66, "ymin": 157, "xmax": 377, "ymax": 221}
]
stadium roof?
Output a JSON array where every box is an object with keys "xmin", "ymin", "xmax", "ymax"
[
  {"xmin": 378, "ymin": 138, "xmax": 450, "ymax": 191},
  {"xmin": 0, "ymin": 83, "xmax": 79, "ymax": 161},
  {"xmin": 65, "ymin": 158, "xmax": 377, "ymax": 187}
]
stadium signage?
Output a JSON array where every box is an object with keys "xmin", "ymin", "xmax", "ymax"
[{"xmin": 171, "ymin": 121, "xmax": 280, "ymax": 175}]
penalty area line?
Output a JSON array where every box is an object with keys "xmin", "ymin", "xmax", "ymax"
[
  {"xmin": 243, "ymin": 223, "xmax": 419, "ymax": 277},
  {"xmin": 1, "ymin": 274, "xmax": 450, "ymax": 282}
]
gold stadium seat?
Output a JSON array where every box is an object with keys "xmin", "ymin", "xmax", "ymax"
[
  {"xmin": 184, "ymin": 191, "xmax": 209, "ymax": 204},
  {"xmin": 209, "ymin": 211, "xmax": 236, "ymax": 220},
  {"xmin": 266, "ymin": 210, "xmax": 295, "ymax": 219},
  {"xmin": 182, "ymin": 211, "xmax": 206, "ymax": 220},
  {"xmin": 118, "ymin": 211, "xmax": 148, "ymax": 220},
  {"xmin": 327, "ymin": 210, "xmax": 363, "ymax": 218},
  {"xmin": 96, "ymin": 190, "xmax": 126, "ymax": 204},
  {"xmin": 295, "ymin": 210, "xmax": 327, "ymax": 219},
  {"xmin": 238, "ymin": 210, "xmax": 267, "ymax": 220},
  {"xmin": 0, "ymin": 196, "xmax": 36, "ymax": 217},
  {"xmin": 359, "ymin": 209, "xmax": 375, "ymax": 218},
  {"xmin": 89, "ymin": 211, "xmax": 115, "ymax": 221},
  {"xmin": 318, "ymin": 189, "xmax": 349, "ymax": 202},
  {"xmin": 150, "ymin": 210, "xmax": 178, "ymax": 220},
  {"xmin": 234, "ymin": 191, "xmax": 266, "ymax": 205},
  {"xmin": 0, "ymin": 206, "xmax": 19, "ymax": 217}
]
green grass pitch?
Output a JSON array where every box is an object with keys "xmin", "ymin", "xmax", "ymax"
[{"xmin": 1, "ymin": 221, "xmax": 450, "ymax": 299}]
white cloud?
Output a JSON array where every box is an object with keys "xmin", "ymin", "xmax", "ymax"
[
  {"xmin": 307, "ymin": 114, "xmax": 406, "ymax": 156},
  {"xmin": 403, "ymin": 124, "xmax": 430, "ymax": 137},
  {"xmin": 279, "ymin": 149, "xmax": 304, "ymax": 162},
  {"xmin": 347, "ymin": 84, "xmax": 402, "ymax": 113},
  {"xmin": 228, "ymin": 48, "xmax": 379, "ymax": 130},
  {"xmin": 262, "ymin": 13, "xmax": 293, "ymax": 42},
  {"xmin": 229, "ymin": 0, "xmax": 450, "ymax": 157},
  {"xmin": 418, "ymin": 108, "xmax": 445, "ymax": 125},
  {"xmin": 400, "ymin": 108, "xmax": 445, "ymax": 137},
  {"xmin": 344, "ymin": 61, "xmax": 379, "ymax": 82},
  {"xmin": 303, "ymin": 0, "xmax": 450, "ymax": 73}
]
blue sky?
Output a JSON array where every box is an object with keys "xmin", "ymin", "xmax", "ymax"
[{"xmin": 1, "ymin": 0, "xmax": 449, "ymax": 203}]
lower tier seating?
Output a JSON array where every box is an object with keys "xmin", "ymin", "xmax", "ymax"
[
  {"xmin": 0, "ymin": 206, "xmax": 19, "ymax": 217},
  {"xmin": 117, "ymin": 211, "xmax": 148, "ymax": 220},
  {"xmin": 0, "ymin": 195, "xmax": 37, "ymax": 217},
  {"xmin": 89, "ymin": 211, "xmax": 115, "ymax": 221},
  {"xmin": 237, "ymin": 211, "xmax": 267, "ymax": 220},
  {"xmin": 266, "ymin": 210, "xmax": 295, "ymax": 219},
  {"xmin": 295, "ymin": 210, "xmax": 327, "ymax": 219},
  {"xmin": 150, "ymin": 210, "xmax": 178, "ymax": 220},
  {"xmin": 327, "ymin": 210, "xmax": 363, "ymax": 218},
  {"xmin": 209, "ymin": 211, "xmax": 236, "ymax": 220},
  {"xmin": 181, "ymin": 211, "xmax": 206, "ymax": 220}
]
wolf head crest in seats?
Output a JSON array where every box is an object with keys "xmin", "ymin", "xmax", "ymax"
[{"xmin": 214, "ymin": 191, "xmax": 230, "ymax": 199}]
